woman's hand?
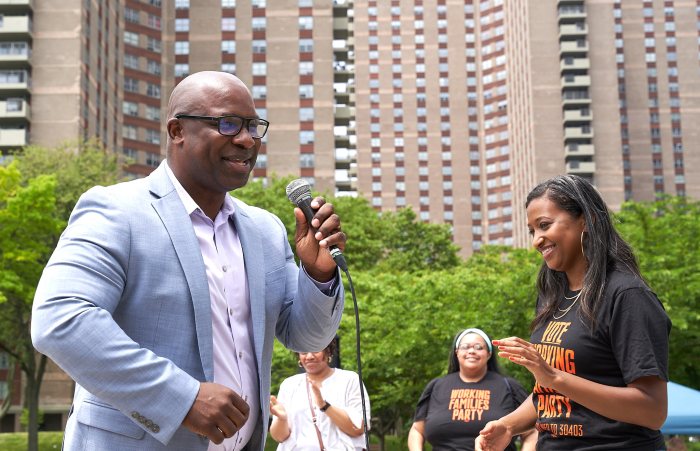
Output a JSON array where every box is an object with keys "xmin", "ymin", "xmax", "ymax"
[
  {"xmin": 475, "ymin": 419, "xmax": 514, "ymax": 451},
  {"xmin": 307, "ymin": 377, "xmax": 326, "ymax": 409},
  {"xmin": 493, "ymin": 337, "xmax": 559, "ymax": 388},
  {"xmin": 269, "ymin": 395, "xmax": 288, "ymax": 422}
]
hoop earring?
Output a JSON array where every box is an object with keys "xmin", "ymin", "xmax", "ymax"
[
  {"xmin": 580, "ymin": 230, "xmax": 586, "ymax": 259},
  {"xmin": 298, "ymin": 360, "xmax": 303, "ymax": 368}
]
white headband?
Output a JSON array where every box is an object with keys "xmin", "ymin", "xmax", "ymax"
[{"xmin": 455, "ymin": 328, "xmax": 492, "ymax": 353}]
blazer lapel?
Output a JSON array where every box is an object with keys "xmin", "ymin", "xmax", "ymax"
[
  {"xmin": 231, "ymin": 201, "xmax": 266, "ymax": 368},
  {"xmin": 148, "ymin": 164, "xmax": 214, "ymax": 381}
]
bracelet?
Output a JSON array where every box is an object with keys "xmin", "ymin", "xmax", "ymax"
[{"xmin": 319, "ymin": 401, "xmax": 331, "ymax": 412}]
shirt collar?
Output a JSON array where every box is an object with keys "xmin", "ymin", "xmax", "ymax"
[{"xmin": 163, "ymin": 160, "xmax": 236, "ymax": 218}]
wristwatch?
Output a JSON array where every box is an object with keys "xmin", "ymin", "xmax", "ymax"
[{"xmin": 320, "ymin": 401, "xmax": 331, "ymax": 412}]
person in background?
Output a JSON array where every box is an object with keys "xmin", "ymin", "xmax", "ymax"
[
  {"xmin": 31, "ymin": 71, "xmax": 346, "ymax": 451},
  {"xmin": 477, "ymin": 174, "xmax": 671, "ymax": 451},
  {"xmin": 408, "ymin": 328, "xmax": 536, "ymax": 451},
  {"xmin": 269, "ymin": 339, "xmax": 369, "ymax": 450}
]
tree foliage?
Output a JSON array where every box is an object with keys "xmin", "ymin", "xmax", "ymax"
[
  {"xmin": 0, "ymin": 141, "xmax": 121, "ymax": 450},
  {"xmin": 616, "ymin": 196, "xmax": 700, "ymax": 388}
]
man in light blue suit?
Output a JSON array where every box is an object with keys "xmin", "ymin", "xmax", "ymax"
[{"xmin": 31, "ymin": 71, "xmax": 346, "ymax": 450}]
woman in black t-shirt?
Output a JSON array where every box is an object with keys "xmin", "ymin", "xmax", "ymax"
[
  {"xmin": 408, "ymin": 328, "xmax": 536, "ymax": 451},
  {"xmin": 476, "ymin": 175, "xmax": 671, "ymax": 451}
]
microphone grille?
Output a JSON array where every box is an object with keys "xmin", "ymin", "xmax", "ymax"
[{"xmin": 286, "ymin": 179, "xmax": 312, "ymax": 205}]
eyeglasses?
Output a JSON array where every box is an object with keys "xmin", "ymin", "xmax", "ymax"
[
  {"xmin": 175, "ymin": 114, "xmax": 270, "ymax": 139},
  {"xmin": 457, "ymin": 343, "xmax": 486, "ymax": 352}
]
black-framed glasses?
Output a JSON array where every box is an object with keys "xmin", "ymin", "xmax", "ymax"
[{"xmin": 175, "ymin": 114, "xmax": 270, "ymax": 139}]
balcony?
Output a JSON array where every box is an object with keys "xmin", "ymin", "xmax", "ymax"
[
  {"xmin": 562, "ymin": 74, "xmax": 590, "ymax": 88},
  {"xmin": 334, "ymin": 147, "xmax": 356, "ymax": 168},
  {"xmin": 564, "ymin": 126, "xmax": 593, "ymax": 140},
  {"xmin": 562, "ymin": 89, "xmax": 590, "ymax": 107},
  {"xmin": 0, "ymin": 70, "xmax": 30, "ymax": 95},
  {"xmin": 0, "ymin": 127, "xmax": 27, "ymax": 149},
  {"xmin": 559, "ymin": 23, "xmax": 587, "ymax": 37},
  {"xmin": 566, "ymin": 160, "xmax": 595, "ymax": 175},
  {"xmin": 0, "ymin": 98, "xmax": 29, "ymax": 120},
  {"xmin": 563, "ymin": 108, "xmax": 592, "ymax": 123},
  {"xmin": 558, "ymin": 6, "xmax": 586, "ymax": 21},
  {"xmin": 560, "ymin": 40, "xmax": 588, "ymax": 54},
  {"xmin": 560, "ymin": 57, "xmax": 590, "ymax": 72},
  {"xmin": 0, "ymin": 43, "xmax": 31, "ymax": 69},
  {"xmin": 564, "ymin": 143, "xmax": 594, "ymax": 158},
  {"xmin": 0, "ymin": 15, "xmax": 33, "ymax": 39},
  {"xmin": 0, "ymin": 0, "xmax": 33, "ymax": 13},
  {"xmin": 333, "ymin": 16, "xmax": 349, "ymax": 39},
  {"xmin": 334, "ymin": 105, "xmax": 352, "ymax": 122}
]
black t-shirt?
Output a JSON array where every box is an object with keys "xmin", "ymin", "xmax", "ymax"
[
  {"xmin": 531, "ymin": 270, "xmax": 671, "ymax": 451},
  {"xmin": 413, "ymin": 371, "xmax": 528, "ymax": 451}
]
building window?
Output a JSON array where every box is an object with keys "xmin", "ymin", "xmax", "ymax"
[
  {"xmin": 146, "ymin": 106, "xmax": 160, "ymax": 121},
  {"xmin": 124, "ymin": 7, "xmax": 140, "ymax": 23},
  {"xmin": 300, "ymin": 154, "xmax": 315, "ymax": 168},
  {"xmin": 147, "ymin": 37, "xmax": 161, "ymax": 52},
  {"xmin": 145, "ymin": 129, "xmax": 160, "ymax": 144},
  {"xmin": 299, "ymin": 39, "xmax": 313, "ymax": 53},
  {"xmin": 146, "ymin": 153, "xmax": 161, "ymax": 167},
  {"xmin": 174, "ymin": 64, "xmax": 189, "ymax": 77},
  {"xmin": 122, "ymin": 101, "xmax": 138, "ymax": 116},
  {"xmin": 299, "ymin": 107, "xmax": 314, "ymax": 121},
  {"xmin": 252, "ymin": 63, "xmax": 267, "ymax": 76},
  {"xmin": 146, "ymin": 83, "xmax": 160, "ymax": 98},
  {"xmin": 175, "ymin": 18, "xmax": 190, "ymax": 32},
  {"xmin": 147, "ymin": 14, "xmax": 161, "ymax": 30},
  {"xmin": 124, "ymin": 31, "xmax": 139, "ymax": 46},
  {"xmin": 252, "ymin": 86, "xmax": 267, "ymax": 99},
  {"xmin": 123, "ymin": 125, "xmax": 137, "ymax": 140},
  {"xmin": 5, "ymin": 98, "xmax": 22, "ymax": 112},
  {"xmin": 124, "ymin": 54, "xmax": 139, "ymax": 69},
  {"xmin": 124, "ymin": 77, "xmax": 139, "ymax": 93},
  {"xmin": 252, "ymin": 40, "xmax": 266, "ymax": 54},
  {"xmin": 222, "ymin": 40, "xmax": 236, "ymax": 54},
  {"xmin": 221, "ymin": 63, "xmax": 236, "ymax": 74},
  {"xmin": 176, "ymin": 0, "xmax": 190, "ymax": 8},
  {"xmin": 299, "ymin": 16, "xmax": 313, "ymax": 30},
  {"xmin": 252, "ymin": 17, "xmax": 266, "ymax": 30},
  {"xmin": 175, "ymin": 41, "xmax": 190, "ymax": 55},
  {"xmin": 222, "ymin": 18, "xmax": 236, "ymax": 31},
  {"xmin": 299, "ymin": 62, "xmax": 313, "ymax": 75},
  {"xmin": 299, "ymin": 84, "xmax": 313, "ymax": 98},
  {"xmin": 300, "ymin": 131, "xmax": 315, "ymax": 144},
  {"xmin": 147, "ymin": 60, "xmax": 161, "ymax": 75},
  {"xmin": 222, "ymin": 0, "xmax": 236, "ymax": 7}
]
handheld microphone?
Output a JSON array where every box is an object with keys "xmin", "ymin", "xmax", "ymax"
[{"xmin": 285, "ymin": 179, "xmax": 348, "ymax": 271}]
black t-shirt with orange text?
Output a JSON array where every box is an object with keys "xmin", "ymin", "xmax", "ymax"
[
  {"xmin": 414, "ymin": 371, "xmax": 528, "ymax": 451},
  {"xmin": 531, "ymin": 270, "xmax": 671, "ymax": 450}
]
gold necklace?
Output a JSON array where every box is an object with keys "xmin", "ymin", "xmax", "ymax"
[{"xmin": 553, "ymin": 291, "xmax": 581, "ymax": 319}]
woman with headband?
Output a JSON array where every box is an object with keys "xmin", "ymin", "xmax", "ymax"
[{"xmin": 408, "ymin": 328, "xmax": 536, "ymax": 451}]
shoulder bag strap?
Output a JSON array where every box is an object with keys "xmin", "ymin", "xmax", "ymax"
[{"xmin": 306, "ymin": 378, "xmax": 326, "ymax": 451}]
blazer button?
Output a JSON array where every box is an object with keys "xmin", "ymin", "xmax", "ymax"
[
  {"xmin": 145, "ymin": 419, "xmax": 153, "ymax": 428},
  {"xmin": 131, "ymin": 411, "xmax": 139, "ymax": 419},
  {"xmin": 151, "ymin": 424, "xmax": 160, "ymax": 433}
]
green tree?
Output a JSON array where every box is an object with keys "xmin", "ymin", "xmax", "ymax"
[
  {"xmin": 1, "ymin": 141, "xmax": 122, "ymax": 451},
  {"xmin": 0, "ymin": 161, "xmax": 64, "ymax": 451},
  {"xmin": 616, "ymin": 196, "xmax": 700, "ymax": 388},
  {"xmin": 334, "ymin": 246, "xmax": 540, "ymax": 449}
]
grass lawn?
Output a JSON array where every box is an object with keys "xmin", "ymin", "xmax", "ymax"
[{"xmin": 0, "ymin": 432, "xmax": 62, "ymax": 450}]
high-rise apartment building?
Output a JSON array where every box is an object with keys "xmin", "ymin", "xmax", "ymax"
[
  {"xmin": 0, "ymin": 0, "xmax": 699, "ymax": 431},
  {"xmin": 0, "ymin": 0, "xmax": 354, "ymax": 431},
  {"xmin": 352, "ymin": 0, "xmax": 699, "ymax": 254}
]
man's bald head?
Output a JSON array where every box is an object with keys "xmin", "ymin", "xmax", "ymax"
[{"xmin": 167, "ymin": 71, "xmax": 252, "ymax": 119}]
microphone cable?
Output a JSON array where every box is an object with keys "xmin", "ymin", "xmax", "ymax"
[{"xmin": 339, "ymin": 265, "xmax": 370, "ymax": 451}]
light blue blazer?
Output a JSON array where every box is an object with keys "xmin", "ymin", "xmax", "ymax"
[{"xmin": 31, "ymin": 162, "xmax": 344, "ymax": 450}]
